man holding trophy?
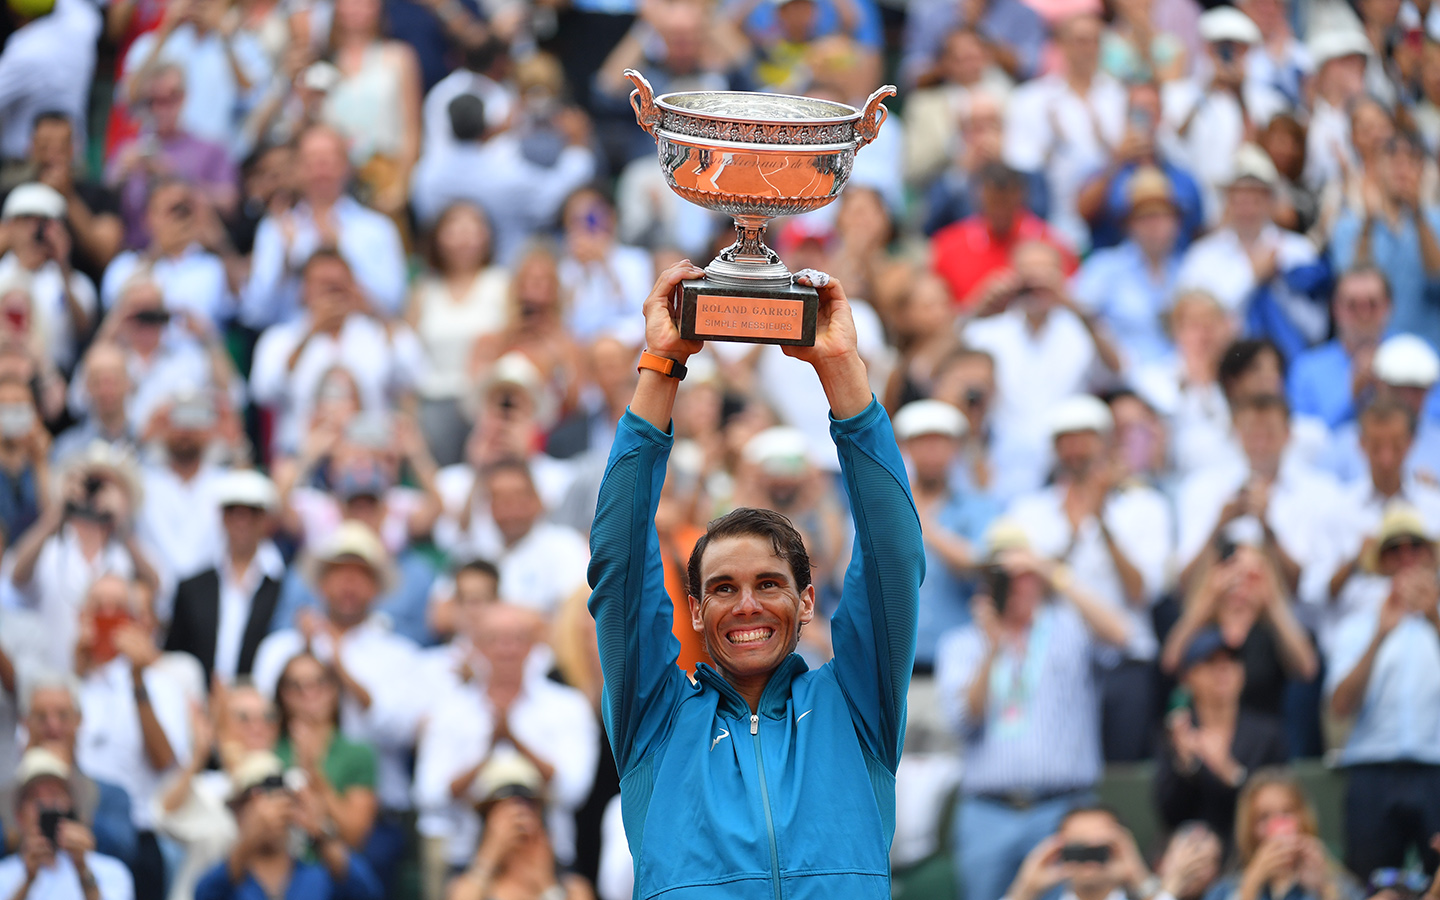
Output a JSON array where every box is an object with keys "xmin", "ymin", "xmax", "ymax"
[{"xmin": 587, "ymin": 253, "xmax": 925, "ymax": 897}]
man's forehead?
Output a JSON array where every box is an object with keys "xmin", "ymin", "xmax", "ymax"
[{"xmin": 700, "ymin": 534, "xmax": 793, "ymax": 580}]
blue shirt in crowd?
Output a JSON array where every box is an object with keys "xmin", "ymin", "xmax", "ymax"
[
  {"xmin": 1331, "ymin": 208, "xmax": 1440, "ymax": 351},
  {"xmin": 1072, "ymin": 241, "xmax": 1182, "ymax": 369},
  {"xmin": 1326, "ymin": 612, "xmax": 1440, "ymax": 766},
  {"xmin": 916, "ymin": 490, "xmax": 1001, "ymax": 669},
  {"xmin": 195, "ymin": 856, "xmax": 383, "ymax": 900},
  {"xmin": 1287, "ymin": 339, "xmax": 1355, "ymax": 429},
  {"xmin": 1084, "ymin": 159, "xmax": 1205, "ymax": 252}
]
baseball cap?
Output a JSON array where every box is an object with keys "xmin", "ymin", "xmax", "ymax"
[
  {"xmin": 1178, "ymin": 626, "xmax": 1236, "ymax": 674},
  {"xmin": 1047, "ymin": 395, "xmax": 1114, "ymax": 439},
  {"xmin": 1374, "ymin": 334, "xmax": 1440, "ymax": 387},
  {"xmin": 1225, "ymin": 144, "xmax": 1281, "ymax": 189},
  {"xmin": 1309, "ymin": 29, "xmax": 1371, "ymax": 68},
  {"xmin": 893, "ymin": 400, "xmax": 967, "ymax": 441},
  {"xmin": 214, "ymin": 469, "xmax": 279, "ymax": 512},
  {"xmin": 1199, "ymin": 6, "xmax": 1261, "ymax": 44},
  {"xmin": 2, "ymin": 183, "xmax": 65, "ymax": 220},
  {"xmin": 1128, "ymin": 166, "xmax": 1176, "ymax": 217},
  {"xmin": 15, "ymin": 747, "xmax": 69, "ymax": 792},
  {"xmin": 743, "ymin": 427, "xmax": 811, "ymax": 476},
  {"xmin": 471, "ymin": 752, "xmax": 544, "ymax": 807}
]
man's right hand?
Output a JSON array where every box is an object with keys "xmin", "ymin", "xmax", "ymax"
[
  {"xmin": 1008, "ymin": 836, "xmax": 1071, "ymax": 900},
  {"xmin": 643, "ymin": 260, "xmax": 705, "ymax": 364}
]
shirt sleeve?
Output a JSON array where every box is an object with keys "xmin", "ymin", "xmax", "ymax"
[
  {"xmin": 247, "ymin": 324, "xmax": 296, "ymax": 408},
  {"xmin": 240, "ymin": 217, "xmax": 286, "ymax": 329},
  {"xmin": 1001, "ymin": 84, "xmax": 1049, "ymax": 173},
  {"xmin": 934, "ymin": 626, "xmax": 985, "ymax": 739},
  {"xmin": 334, "ymin": 855, "xmax": 385, "ymax": 900},
  {"xmin": 825, "ymin": 398, "xmax": 925, "ymax": 772},
  {"xmin": 340, "ymin": 213, "xmax": 407, "ymax": 318},
  {"xmin": 586, "ymin": 410, "xmax": 689, "ymax": 775},
  {"xmin": 1329, "ymin": 211, "xmax": 1362, "ymax": 274}
]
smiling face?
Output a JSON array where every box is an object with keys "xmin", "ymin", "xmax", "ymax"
[{"xmin": 688, "ymin": 533, "xmax": 815, "ymax": 689}]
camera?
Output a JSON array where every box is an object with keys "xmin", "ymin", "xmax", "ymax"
[
  {"xmin": 38, "ymin": 808, "xmax": 76, "ymax": 846},
  {"xmin": 1058, "ymin": 843, "xmax": 1111, "ymax": 864},
  {"xmin": 1216, "ymin": 41, "xmax": 1238, "ymax": 64},
  {"xmin": 1215, "ymin": 536, "xmax": 1237, "ymax": 563},
  {"xmin": 986, "ymin": 564, "xmax": 1010, "ymax": 614}
]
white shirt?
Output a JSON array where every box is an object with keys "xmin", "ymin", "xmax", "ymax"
[
  {"xmin": 0, "ymin": 0, "xmax": 101, "ymax": 160},
  {"xmin": 1162, "ymin": 79, "xmax": 1288, "ymax": 219},
  {"xmin": 122, "ymin": 25, "xmax": 270, "ymax": 146},
  {"xmin": 963, "ymin": 308, "xmax": 1099, "ymax": 482},
  {"xmin": 1006, "ymin": 482, "xmax": 1172, "ymax": 661},
  {"xmin": 413, "ymin": 668, "xmax": 598, "ymax": 865},
  {"xmin": 596, "ymin": 795, "xmax": 632, "ymax": 900},
  {"xmin": 0, "ymin": 606, "xmax": 44, "ymax": 777},
  {"xmin": 433, "ymin": 457, "xmax": 578, "ymax": 551},
  {"xmin": 1304, "ymin": 97, "xmax": 1353, "ymax": 192},
  {"xmin": 249, "ymin": 313, "xmax": 425, "ymax": 454},
  {"xmin": 0, "ymin": 253, "xmax": 98, "ymax": 371},
  {"xmin": 1002, "ymin": 72, "xmax": 1126, "ymax": 250},
  {"xmin": 1131, "ymin": 362, "xmax": 1240, "ymax": 479},
  {"xmin": 1175, "ymin": 224, "xmax": 1327, "ymax": 345},
  {"xmin": 457, "ymin": 520, "xmax": 590, "ymax": 617},
  {"xmin": 101, "ymin": 247, "xmax": 233, "ymax": 328},
  {"xmin": 420, "ymin": 69, "xmax": 515, "ymax": 156},
  {"xmin": 0, "ymin": 852, "xmax": 132, "ymax": 900},
  {"xmin": 1, "ymin": 529, "xmax": 137, "ymax": 672},
  {"xmin": 241, "ymin": 197, "xmax": 407, "ymax": 328},
  {"xmin": 138, "ymin": 464, "xmax": 229, "ymax": 612},
  {"xmin": 77, "ymin": 658, "xmax": 192, "ymax": 831},
  {"xmin": 559, "ymin": 245, "xmax": 654, "ymax": 344},
  {"xmin": 251, "ymin": 619, "xmax": 424, "ymax": 810},
  {"xmin": 212, "ymin": 540, "xmax": 285, "ymax": 683}
]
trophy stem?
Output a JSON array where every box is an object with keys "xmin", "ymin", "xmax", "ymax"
[{"xmin": 705, "ymin": 216, "xmax": 793, "ymax": 288}]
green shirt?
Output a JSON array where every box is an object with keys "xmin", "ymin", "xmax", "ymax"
[{"xmin": 275, "ymin": 732, "xmax": 377, "ymax": 793}]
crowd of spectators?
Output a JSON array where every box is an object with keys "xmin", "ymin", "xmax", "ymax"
[{"xmin": 0, "ymin": 0, "xmax": 1437, "ymax": 897}]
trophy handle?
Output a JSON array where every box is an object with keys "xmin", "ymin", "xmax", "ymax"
[
  {"xmin": 856, "ymin": 85, "xmax": 897, "ymax": 150},
  {"xmin": 625, "ymin": 69, "xmax": 663, "ymax": 137}
]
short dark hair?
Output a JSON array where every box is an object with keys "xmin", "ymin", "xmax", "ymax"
[
  {"xmin": 1218, "ymin": 338, "xmax": 1284, "ymax": 401},
  {"xmin": 1231, "ymin": 392, "xmax": 1290, "ymax": 421},
  {"xmin": 687, "ymin": 507, "xmax": 812, "ymax": 599},
  {"xmin": 448, "ymin": 93, "xmax": 487, "ymax": 142},
  {"xmin": 32, "ymin": 110, "xmax": 71, "ymax": 131},
  {"xmin": 1335, "ymin": 264, "xmax": 1392, "ymax": 304},
  {"xmin": 1058, "ymin": 804, "xmax": 1124, "ymax": 832},
  {"xmin": 482, "ymin": 458, "xmax": 537, "ymax": 492},
  {"xmin": 301, "ymin": 246, "xmax": 350, "ymax": 279},
  {"xmin": 977, "ymin": 162, "xmax": 1025, "ymax": 192},
  {"xmin": 1360, "ymin": 396, "xmax": 1417, "ymax": 436},
  {"xmin": 455, "ymin": 557, "xmax": 501, "ymax": 585}
]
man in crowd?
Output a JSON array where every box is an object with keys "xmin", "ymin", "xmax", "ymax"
[
  {"xmin": 1003, "ymin": 806, "xmax": 1153, "ymax": 900},
  {"xmin": 51, "ymin": 344, "xmax": 134, "ymax": 464},
  {"xmin": 1324, "ymin": 334, "xmax": 1440, "ymax": 484},
  {"xmin": 0, "ymin": 183, "xmax": 97, "ymax": 371},
  {"xmin": 1288, "ymin": 266, "xmax": 1393, "ymax": 431},
  {"xmin": 16, "ymin": 111, "xmax": 123, "ymax": 284},
  {"xmin": 588, "ymin": 263, "xmax": 923, "ymax": 897},
  {"xmin": 937, "ymin": 523, "xmax": 1131, "ymax": 900}
]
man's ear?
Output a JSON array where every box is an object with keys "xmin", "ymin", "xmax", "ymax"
[
  {"xmin": 797, "ymin": 584, "xmax": 816, "ymax": 627},
  {"xmin": 688, "ymin": 595, "xmax": 704, "ymax": 633}
]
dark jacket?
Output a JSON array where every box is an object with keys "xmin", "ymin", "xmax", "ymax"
[{"xmin": 165, "ymin": 566, "xmax": 283, "ymax": 684}]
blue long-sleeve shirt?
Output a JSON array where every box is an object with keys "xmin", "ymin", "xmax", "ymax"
[
  {"xmin": 194, "ymin": 855, "xmax": 383, "ymax": 900},
  {"xmin": 588, "ymin": 397, "xmax": 924, "ymax": 900}
]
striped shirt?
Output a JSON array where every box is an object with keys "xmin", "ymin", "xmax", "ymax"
[{"xmin": 936, "ymin": 603, "xmax": 1105, "ymax": 795}]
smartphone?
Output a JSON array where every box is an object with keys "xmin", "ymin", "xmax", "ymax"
[
  {"xmin": 1215, "ymin": 537, "xmax": 1237, "ymax": 563},
  {"xmin": 1216, "ymin": 41, "xmax": 1237, "ymax": 64},
  {"xmin": 38, "ymin": 809, "xmax": 75, "ymax": 846},
  {"xmin": 1262, "ymin": 814, "xmax": 1300, "ymax": 840},
  {"xmin": 1059, "ymin": 843, "xmax": 1112, "ymax": 864},
  {"xmin": 986, "ymin": 564, "xmax": 1010, "ymax": 614},
  {"xmin": 91, "ymin": 608, "xmax": 133, "ymax": 665}
]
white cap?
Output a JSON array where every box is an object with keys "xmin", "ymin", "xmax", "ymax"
[
  {"xmin": 302, "ymin": 520, "xmax": 396, "ymax": 595},
  {"xmin": 214, "ymin": 469, "xmax": 279, "ymax": 512},
  {"xmin": 893, "ymin": 400, "xmax": 967, "ymax": 441},
  {"xmin": 481, "ymin": 351, "xmax": 557, "ymax": 428},
  {"xmin": 1374, "ymin": 334, "xmax": 1440, "ymax": 387},
  {"xmin": 15, "ymin": 746, "xmax": 69, "ymax": 790},
  {"xmin": 1225, "ymin": 144, "xmax": 1280, "ymax": 189},
  {"xmin": 983, "ymin": 517, "xmax": 1031, "ymax": 557},
  {"xmin": 2, "ymin": 183, "xmax": 65, "ymax": 220},
  {"xmin": 1199, "ymin": 6, "xmax": 1261, "ymax": 44},
  {"xmin": 1309, "ymin": 28, "xmax": 1372, "ymax": 68},
  {"xmin": 228, "ymin": 751, "xmax": 284, "ymax": 802},
  {"xmin": 471, "ymin": 751, "xmax": 545, "ymax": 806},
  {"xmin": 1048, "ymin": 395, "xmax": 1114, "ymax": 438},
  {"xmin": 743, "ymin": 427, "xmax": 810, "ymax": 476}
]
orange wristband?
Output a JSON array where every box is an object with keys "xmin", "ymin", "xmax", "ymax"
[{"xmin": 637, "ymin": 350, "xmax": 687, "ymax": 380}]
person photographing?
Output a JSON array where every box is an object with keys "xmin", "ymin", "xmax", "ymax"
[{"xmin": 587, "ymin": 261, "xmax": 924, "ymax": 898}]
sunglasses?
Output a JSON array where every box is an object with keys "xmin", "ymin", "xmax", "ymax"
[{"xmin": 1380, "ymin": 537, "xmax": 1429, "ymax": 554}]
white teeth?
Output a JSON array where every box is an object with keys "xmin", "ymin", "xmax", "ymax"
[{"xmin": 728, "ymin": 628, "xmax": 774, "ymax": 644}]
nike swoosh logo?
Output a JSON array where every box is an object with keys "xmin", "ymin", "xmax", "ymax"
[
  {"xmin": 711, "ymin": 729, "xmax": 730, "ymax": 751},
  {"xmin": 796, "ymin": 709, "xmax": 812, "ymax": 723}
]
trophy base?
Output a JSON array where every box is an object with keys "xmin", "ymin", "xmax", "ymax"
[{"xmin": 676, "ymin": 278, "xmax": 818, "ymax": 347}]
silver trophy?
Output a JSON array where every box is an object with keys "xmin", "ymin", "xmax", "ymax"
[{"xmin": 625, "ymin": 69, "xmax": 895, "ymax": 346}]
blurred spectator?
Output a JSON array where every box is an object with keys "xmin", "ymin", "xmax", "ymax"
[
  {"xmin": 1259, "ymin": 115, "xmax": 1320, "ymax": 238},
  {"xmin": 0, "ymin": 372, "xmax": 50, "ymax": 544},
  {"xmin": 922, "ymin": 92, "xmax": 1048, "ymax": 237},
  {"xmin": 193, "ymin": 750, "xmax": 383, "ymax": 900},
  {"xmin": 321, "ymin": 0, "xmax": 423, "ymax": 221},
  {"xmin": 883, "ymin": 273, "xmax": 962, "ymax": 411},
  {"xmin": 421, "ymin": 40, "xmax": 515, "ymax": 157},
  {"xmin": 1326, "ymin": 503, "xmax": 1440, "ymax": 876},
  {"xmin": 250, "ymin": 249, "xmax": 424, "ymax": 455},
  {"xmin": 106, "ymin": 66, "xmax": 240, "ymax": 252},
  {"xmin": 558, "ymin": 187, "xmax": 651, "ymax": 343},
  {"xmin": 1162, "ymin": 546, "xmax": 1319, "ymax": 720},
  {"xmin": 1001, "ymin": 806, "xmax": 1152, "ymax": 900},
  {"xmin": 0, "ymin": 183, "xmax": 98, "ymax": 372},
  {"xmin": 1008, "ymin": 395, "xmax": 1171, "ymax": 760},
  {"xmin": 73, "ymin": 574, "xmax": 196, "ymax": 900},
  {"xmin": 444, "ymin": 754, "xmax": 593, "ymax": 900},
  {"xmin": 412, "ymin": 61, "xmax": 597, "ymax": 265},
  {"xmin": 414, "ymin": 604, "xmax": 596, "ymax": 875},
  {"xmin": 1304, "ymin": 30, "xmax": 1373, "ymax": 194},
  {"xmin": 5, "ymin": 445, "xmax": 160, "ymax": 673},
  {"xmin": 1101, "ymin": 0, "xmax": 1188, "ymax": 83},
  {"xmin": 1238, "ymin": 0, "xmax": 1309, "ymax": 109},
  {"xmin": 1156, "ymin": 627, "xmax": 1289, "ymax": 848},
  {"xmin": 932, "ymin": 164, "xmax": 1075, "ymax": 309},
  {"xmin": 936, "ymin": 528, "xmax": 1131, "ymax": 900},
  {"xmin": 903, "ymin": 0, "xmax": 1042, "ymax": 88},
  {"xmin": 1003, "ymin": 12, "xmax": 1124, "ymax": 250},
  {"xmin": 734, "ymin": 0, "xmax": 879, "ymax": 94},
  {"xmin": 12, "ymin": 112, "xmax": 124, "ymax": 285},
  {"xmin": 0, "ymin": 748, "xmax": 134, "ymax": 900},
  {"xmin": 242, "ymin": 125, "xmax": 407, "ymax": 329},
  {"xmin": 164, "ymin": 470, "xmax": 285, "ymax": 685},
  {"xmin": 1163, "ymin": 8, "xmax": 1286, "ymax": 213},
  {"xmin": 1153, "ymin": 824, "xmax": 1224, "ymax": 900},
  {"xmin": 1078, "ymin": 81, "xmax": 1203, "ymax": 254},
  {"xmin": 119, "ymin": 0, "xmax": 271, "ymax": 148},
  {"xmin": 1214, "ymin": 771, "xmax": 1356, "ymax": 900},
  {"xmin": 101, "ymin": 180, "xmax": 234, "ymax": 329},
  {"xmin": 407, "ymin": 203, "xmax": 510, "ymax": 465},
  {"xmin": 1287, "ymin": 267, "xmax": 1391, "ymax": 431},
  {"xmin": 1176, "ymin": 147, "xmax": 1330, "ymax": 360},
  {"xmin": 1322, "ymin": 332, "xmax": 1440, "ymax": 485},
  {"xmin": 1331, "ymin": 132, "xmax": 1440, "ymax": 352},
  {"xmin": 252, "ymin": 523, "xmax": 422, "ymax": 884},
  {"xmin": 903, "ymin": 30, "xmax": 1014, "ymax": 188},
  {"xmin": 1414, "ymin": 39, "xmax": 1440, "ymax": 155},
  {"xmin": 2, "ymin": 673, "xmax": 139, "ymax": 869},
  {"xmin": 0, "ymin": 0, "xmax": 102, "ymax": 166},
  {"xmin": 1072, "ymin": 167, "xmax": 1185, "ymax": 371}
]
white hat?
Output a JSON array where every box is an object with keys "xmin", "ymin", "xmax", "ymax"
[
  {"xmin": 15, "ymin": 747, "xmax": 69, "ymax": 791},
  {"xmin": 301, "ymin": 520, "xmax": 396, "ymax": 595},
  {"xmin": 228, "ymin": 751, "xmax": 285, "ymax": 802},
  {"xmin": 983, "ymin": 517, "xmax": 1031, "ymax": 557},
  {"xmin": 743, "ymin": 427, "xmax": 811, "ymax": 476},
  {"xmin": 1199, "ymin": 6, "xmax": 1261, "ymax": 44},
  {"xmin": 1225, "ymin": 144, "xmax": 1280, "ymax": 189},
  {"xmin": 1309, "ymin": 29, "xmax": 1372, "ymax": 68},
  {"xmin": 478, "ymin": 351, "xmax": 558, "ymax": 428},
  {"xmin": 2, "ymin": 183, "xmax": 65, "ymax": 220},
  {"xmin": 1374, "ymin": 334, "xmax": 1440, "ymax": 388},
  {"xmin": 214, "ymin": 469, "xmax": 279, "ymax": 512},
  {"xmin": 471, "ymin": 751, "xmax": 545, "ymax": 806},
  {"xmin": 1048, "ymin": 395, "xmax": 1114, "ymax": 438},
  {"xmin": 893, "ymin": 400, "xmax": 967, "ymax": 441}
]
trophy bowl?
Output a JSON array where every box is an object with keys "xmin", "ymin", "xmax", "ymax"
[{"xmin": 625, "ymin": 69, "xmax": 895, "ymax": 346}]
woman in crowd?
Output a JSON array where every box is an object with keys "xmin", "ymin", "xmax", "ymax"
[
  {"xmin": 883, "ymin": 271, "xmax": 961, "ymax": 413},
  {"xmin": 273, "ymin": 652, "xmax": 378, "ymax": 852},
  {"xmin": 1100, "ymin": 0, "xmax": 1186, "ymax": 83},
  {"xmin": 408, "ymin": 203, "xmax": 511, "ymax": 466}
]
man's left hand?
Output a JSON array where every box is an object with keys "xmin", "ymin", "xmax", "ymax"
[{"xmin": 56, "ymin": 819, "xmax": 95, "ymax": 867}]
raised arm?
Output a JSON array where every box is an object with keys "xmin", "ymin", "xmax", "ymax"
[
  {"xmin": 796, "ymin": 274, "xmax": 925, "ymax": 772},
  {"xmin": 587, "ymin": 262, "xmax": 705, "ymax": 774}
]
